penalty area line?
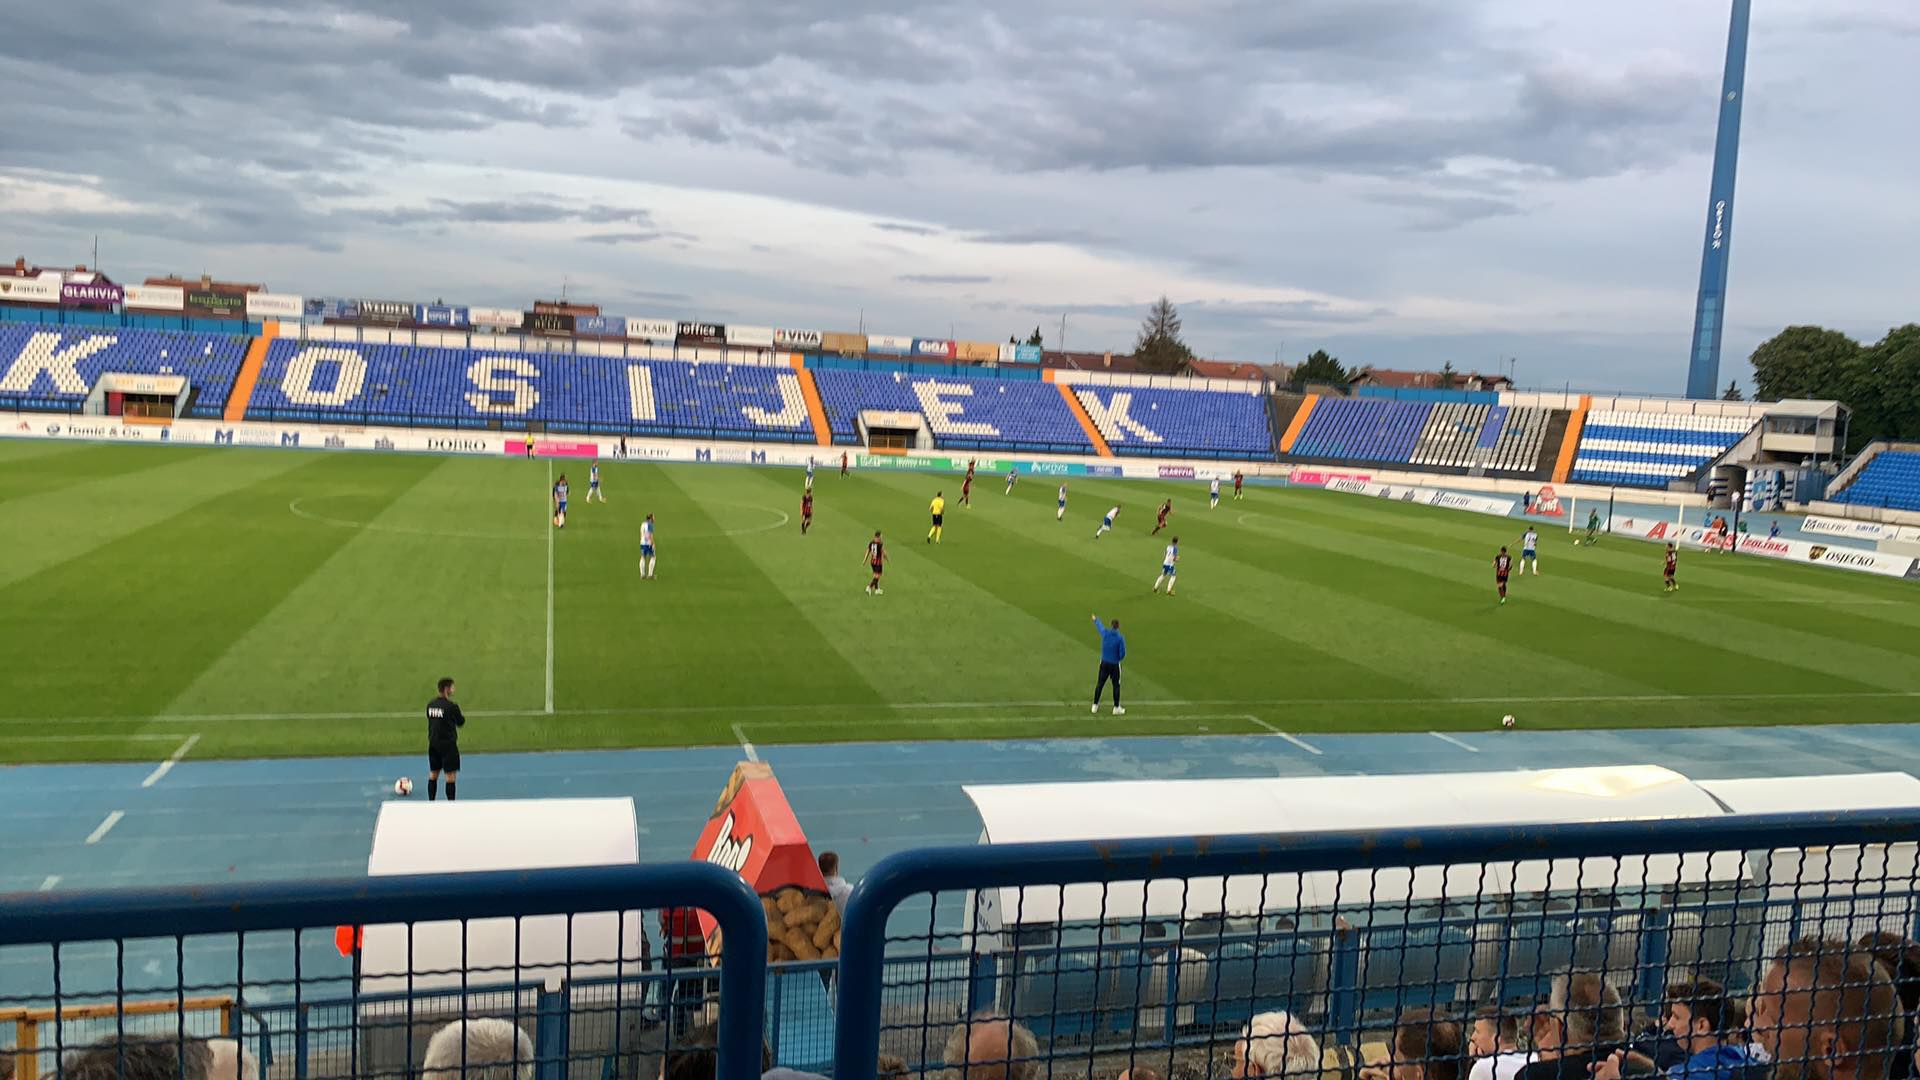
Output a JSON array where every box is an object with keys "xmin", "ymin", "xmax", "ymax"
[{"xmin": 731, "ymin": 723, "xmax": 760, "ymax": 762}]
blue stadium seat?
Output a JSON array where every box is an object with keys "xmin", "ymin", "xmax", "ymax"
[
  {"xmin": 811, "ymin": 370, "xmax": 1093, "ymax": 453},
  {"xmin": 1830, "ymin": 450, "xmax": 1920, "ymax": 512},
  {"xmin": 1290, "ymin": 398, "xmax": 1433, "ymax": 463},
  {"xmin": 0, "ymin": 323, "xmax": 248, "ymax": 419},
  {"xmin": 1570, "ymin": 411, "xmax": 1752, "ymax": 488},
  {"xmin": 247, "ymin": 341, "xmax": 814, "ymax": 440},
  {"xmin": 1072, "ymin": 385, "xmax": 1272, "ymax": 459}
]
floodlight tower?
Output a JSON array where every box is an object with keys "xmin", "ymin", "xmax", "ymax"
[{"xmin": 1685, "ymin": 0, "xmax": 1752, "ymax": 399}]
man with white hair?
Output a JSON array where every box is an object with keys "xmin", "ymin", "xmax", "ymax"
[
  {"xmin": 205, "ymin": 1039, "xmax": 259, "ymax": 1080},
  {"xmin": 1232, "ymin": 1010, "xmax": 1323, "ymax": 1079},
  {"xmin": 422, "ymin": 1018, "xmax": 535, "ymax": 1080},
  {"xmin": 941, "ymin": 1012, "xmax": 1042, "ymax": 1080}
]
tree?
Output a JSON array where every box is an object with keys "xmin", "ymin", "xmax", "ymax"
[
  {"xmin": 1292, "ymin": 349, "xmax": 1347, "ymax": 384},
  {"xmin": 1132, "ymin": 296, "xmax": 1195, "ymax": 375},
  {"xmin": 1437, "ymin": 361, "xmax": 1460, "ymax": 390},
  {"xmin": 1748, "ymin": 325, "xmax": 1860, "ymax": 402},
  {"xmin": 1722, "ymin": 381, "xmax": 1743, "ymax": 401},
  {"xmin": 1026, "ymin": 327, "xmax": 1044, "ymax": 347}
]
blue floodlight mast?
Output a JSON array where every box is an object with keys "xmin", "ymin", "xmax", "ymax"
[{"xmin": 1685, "ymin": 0, "xmax": 1752, "ymax": 399}]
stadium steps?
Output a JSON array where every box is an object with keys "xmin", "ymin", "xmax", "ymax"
[
  {"xmin": 1533, "ymin": 410, "xmax": 1572, "ymax": 481},
  {"xmin": 1268, "ymin": 394, "xmax": 1306, "ymax": 457},
  {"xmin": 226, "ymin": 326, "xmax": 276, "ymax": 422},
  {"xmin": 788, "ymin": 357, "xmax": 832, "ymax": 446},
  {"xmin": 1046, "ymin": 372, "xmax": 1113, "ymax": 457},
  {"xmin": 1278, "ymin": 393, "xmax": 1318, "ymax": 453},
  {"xmin": 1551, "ymin": 395, "xmax": 1591, "ymax": 482}
]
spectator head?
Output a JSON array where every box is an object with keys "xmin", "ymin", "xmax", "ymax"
[
  {"xmin": 819, "ymin": 851, "xmax": 841, "ymax": 878},
  {"xmin": 1470, "ymin": 1007, "xmax": 1518, "ymax": 1057},
  {"xmin": 1232, "ymin": 1010, "xmax": 1321, "ymax": 1079},
  {"xmin": 1857, "ymin": 934, "xmax": 1920, "ymax": 1015},
  {"xmin": 940, "ymin": 1013, "xmax": 1040, "ymax": 1080},
  {"xmin": 205, "ymin": 1039, "xmax": 259, "ymax": 1080},
  {"xmin": 1663, "ymin": 979, "xmax": 1734, "ymax": 1056},
  {"xmin": 438, "ymin": 677, "xmax": 456, "ymax": 696},
  {"xmin": 1117, "ymin": 1067, "xmax": 1164, "ymax": 1080},
  {"xmin": 1392, "ymin": 1009, "xmax": 1463, "ymax": 1080},
  {"xmin": 657, "ymin": 1025, "xmax": 771, "ymax": 1080},
  {"xmin": 876, "ymin": 1055, "xmax": 910, "ymax": 1080},
  {"xmin": 1538, "ymin": 972, "xmax": 1624, "ymax": 1054},
  {"xmin": 423, "ymin": 1019, "xmax": 534, "ymax": 1080},
  {"xmin": 1749, "ymin": 938, "xmax": 1898, "ymax": 1080},
  {"xmin": 64, "ymin": 1036, "xmax": 212, "ymax": 1080}
]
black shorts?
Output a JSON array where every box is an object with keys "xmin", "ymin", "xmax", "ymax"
[
  {"xmin": 931, "ymin": 514, "xmax": 944, "ymax": 526},
  {"xmin": 1496, "ymin": 574, "xmax": 1510, "ymax": 585},
  {"xmin": 429, "ymin": 743, "xmax": 461, "ymax": 773},
  {"xmin": 870, "ymin": 562, "xmax": 884, "ymax": 577}
]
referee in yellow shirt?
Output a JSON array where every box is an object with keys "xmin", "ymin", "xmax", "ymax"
[{"xmin": 927, "ymin": 491, "xmax": 946, "ymax": 543}]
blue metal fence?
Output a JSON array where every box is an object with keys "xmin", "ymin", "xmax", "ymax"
[
  {"xmin": 835, "ymin": 811, "xmax": 1920, "ymax": 1079},
  {"xmin": 0, "ymin": 864, "xmax": 767, "ymax": 1080}
]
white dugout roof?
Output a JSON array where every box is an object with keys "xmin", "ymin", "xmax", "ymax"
[{"xmin": 961, "ymin": 767, "xmax": 1920, "ymax": 929}]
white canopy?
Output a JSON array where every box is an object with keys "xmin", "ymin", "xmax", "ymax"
[
  {"xmin": 960, "ymin": 766, "xmax": 1888, "ymax": 932},
  {"xmin": 360, "ymin": 798, "xmax": 645, "ymax": 992}
]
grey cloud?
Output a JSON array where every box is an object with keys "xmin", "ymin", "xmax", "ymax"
[
  {"xmin": 898, "ymin": 274, "xmax": 994, "ymax": 285},
  {"xmin": 966, "ymin": 227, "xmax": 1118, "ymax": 247},
  {"xmin": 1364, "ymin": 190, "xmax": 1526, "ymax": 231},
  {"xmin": 873, "ymin": 222, "xmax": 942, "ymax": 236},
  {"xmin": 581, "ymin": 230, "xmax": 698, "ymax": 245}
]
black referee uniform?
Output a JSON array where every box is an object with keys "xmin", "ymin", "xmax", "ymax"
[{"xmin": 426, "ymin": 688, "xmax": 465, "ymax": 801}]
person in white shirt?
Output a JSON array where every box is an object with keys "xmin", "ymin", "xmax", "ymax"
[
  {"xmin": 1469, "ymin": 1006, "xmax": 1531, "ymax": 1080},
  {"xmin": 818, "ymin": 850, "xmax": 851, "ymax": 915},
  {"xmin": 1152, "ymin": 539, "xmax": 1179, "ymax": 595},
  {"xmin": 1210, "ymin": 478, "xmax": 1221, "ymax": 509},
  {"xmin": 1056, "ymin": 483, "xmax": 1068, "ymax": 521},
  {"xmin": 1519, "ymin": 528, "xmax": 1540, "ymax": 575},
  {"xmin": 1094, "ymin": 506, "xmax": 1121, "ymax": 539},
  {"xmin": 638, "ymin": 514, "xmax": 657, "ymax": 579}
]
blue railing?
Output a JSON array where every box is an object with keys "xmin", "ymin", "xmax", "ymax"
[
  {"xmin": 833, "ymin": 810, "xmax": 1920, "ymax": 1078},
  {"xmin": 0, "ymin": 864, "xmax": 768, "ymax": 1080}
]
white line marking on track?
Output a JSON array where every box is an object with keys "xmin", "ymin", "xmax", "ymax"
[
  {"xmin": 1429, "ymin": 731, "xmax": 1479, "ymax": 752},
  {"xmin": 39, "ymin": 875, "xmax": 60, "ymax": 891},
  {"xmin": 10, "ymin": 691, "xmax": 1920, "ymax": 728},
  {"xmin": 731, "ymin": 723, "xmax": 759, "ymax": 762},
  {"xmin": 85, "ymin": 811, "xmax": 124, "ymax": 845},
  {"xmin": 545, "ymin": 460, "xmax": 555, "ymax": 716},
  {"xmin": 1247, "ymin": 717, "xmax": 1323, "ymax": 754},
  {"xmin": 141, "ymin": 733, "xmax": 201, "ymax": 788}
]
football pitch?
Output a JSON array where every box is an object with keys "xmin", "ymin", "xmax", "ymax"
[{"xmin": 3, "ymin": 438, "xmax": 1918, "ymax": 765}]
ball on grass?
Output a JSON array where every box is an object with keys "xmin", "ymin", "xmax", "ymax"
[{"xmin": 1501, "ymin": 714, "xmax": 1516, "ymax": 729}]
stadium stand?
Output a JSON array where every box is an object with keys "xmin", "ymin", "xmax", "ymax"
[
  {"xmin": 1070, "ymin": 384, "xmax": 1273, "ymax": 459},
  {"xmin": 1288, "ymin": 398, "xmax": 1432, "ymax": 464},
  {"xmin": 1569, "ymin": 410, "xmax": 1753, "ymax": 488},
  {"xmin": 246, "ymin": 341, "xmax": 815, "ymax": 440},
  {"xmin": 812, "ymin": 369, "xmax": 1094, "ymax": 453},
  {"xmin": 1407, "ymin": 403, "xmax": 1552, "ymax": 473},
  {"xmin": 0, "ymin": 324, "xmax": 248, "ymax": 418},
  {"xmin": 1829, "ymin": 449, "xmax": 1920, "ymax": 511}
]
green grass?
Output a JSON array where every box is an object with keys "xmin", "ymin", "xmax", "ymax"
[{"xmin": 3, "ymin": 440, "xmax": 1918, "ymax": 763}]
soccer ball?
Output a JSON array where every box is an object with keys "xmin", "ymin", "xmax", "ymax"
[
  {"xmin": 1501, "ymin": 714, "xmax": 1516, "ymax": 729},
  {"xmin": 394, "ymin": 777, "xmax": 414, "ymax": 797}
]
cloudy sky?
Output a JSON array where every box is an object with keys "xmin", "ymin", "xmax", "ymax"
[{"xmin": 2, "ymin": 0, "xmax": 1915, "ymax": 393}]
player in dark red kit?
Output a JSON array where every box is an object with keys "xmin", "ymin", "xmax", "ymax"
[
  {"xmin": 801, "ymin": 490, "xmax": 813, "ymax": 534},
  {"xmin": 864, "ymin": 531, "xmax": 888, "ymax": 595},
  {"xmin": 1151, "ymin": 499, "xmax": 1173, "ymax": 535},
  {"xmin": 1494, "ymin": 546, "xmax": 1513, "ymax": 604},
  {"xmin": 1664, "ymin": 543, "xmax": 1679, "ymax": 592},
  {"xmin": 960, "ymin": 473, "xmax": 973, "ymax": 507},
  {"xmin": 840, "ymin": 451, "xmax": 849, "ymax": 477},
  {"xmin": 1233, "ymin": 470, "xmax": 1244, "ymax": 500}
]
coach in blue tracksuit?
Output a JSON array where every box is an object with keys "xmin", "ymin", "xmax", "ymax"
[{"xmin": 1091, "ymin": 614, "xmax": 1127, "ymax": 716}]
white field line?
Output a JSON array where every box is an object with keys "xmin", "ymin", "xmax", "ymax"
[
  {"xmin": 141, "ymin": 733, "xmax": 201, "ymax": 787},
  {"xmin": 731, "ymin": 723, "xmax": 760, "ymax": 762},
  {"xmin": 85, "ymin": 811, "xmax": 124, "ymax": 844},
  {"xmin": 1429, "ymin": 731, "xmax": 1479, "ymax": 752},
  {"xmin": 6, "ymin": 689, "xmax": 1919, "ymax": 728},
  {"xmin": 1245, "ymin": 717, "xmax": 1323, "ymax": 754}
]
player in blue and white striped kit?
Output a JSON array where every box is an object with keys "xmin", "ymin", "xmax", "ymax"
[
  {"xmin": 638, "ymin": 514, "xmax": 657, "ymax": 579},
  {"xmin": 552, "ymin": 475, "xmax": 569, "ymax": 528},
  {"xmin": 1094, "ymin": 505, "xmax": 1120, "ymax": 539},
  {"xmin": 1152, "ymin": 538, "xmax": 1179, "ymax": 595},
  {"xmin": 1519, "ymin": 527, "xmax": 1539, "ymax": 575},
  {"xmin": 587, "ymin": 461, "xmax": 606, "ymax": 503},
  {"xmin": 1056, "ymin": 483, "xmax": 1068, "ymax": 521}
]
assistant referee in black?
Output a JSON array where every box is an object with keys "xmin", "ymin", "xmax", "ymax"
[{"xmin": 426, "ymin": 676, "xmax": 465, "ymax": 801}]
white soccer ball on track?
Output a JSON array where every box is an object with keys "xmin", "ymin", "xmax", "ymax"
[
  {"xmin": 394, "ymin": 776, "xmax": 414, "ymax": 797},
  {"xmin": 1501, "ymin": 714, "xmax": 1516, "ymax": 729}
]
